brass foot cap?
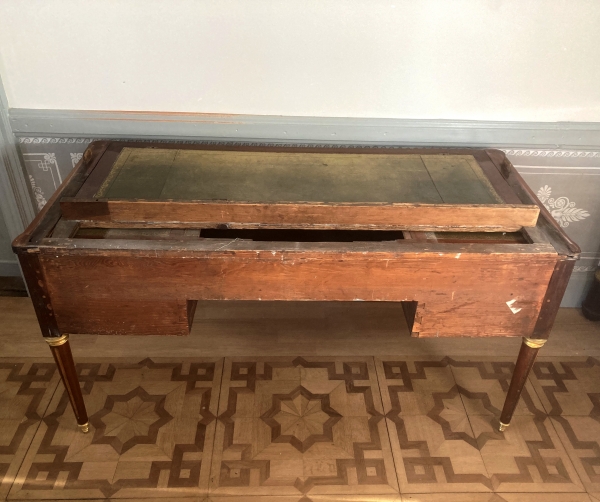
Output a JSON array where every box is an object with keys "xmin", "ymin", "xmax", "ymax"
[
  {"xmin": 78, "ymin": 422, "xmax": 89, "ymax": 434},
  {"xmin": 498, "ymin": 421, "xmax": 509, "ymax": 432}
]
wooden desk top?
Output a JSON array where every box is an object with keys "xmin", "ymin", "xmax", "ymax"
[{"xmin": 58, "ymin": 143, "xmax": 540, "ymax": 232}]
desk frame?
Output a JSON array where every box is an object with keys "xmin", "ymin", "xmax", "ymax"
[{"xmin": 13, "ymin": 142, "xmax": 580, "ymax": 433}]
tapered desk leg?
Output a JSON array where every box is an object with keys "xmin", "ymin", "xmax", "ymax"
[
  {"xmin": 498, "ymin": 337, "xmax": 546, "ymax": 432},
  {"xmin": 46, "ymin": 335, "xmax": 89, "ymax": 433}
]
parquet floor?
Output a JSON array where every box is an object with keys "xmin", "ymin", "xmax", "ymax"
[{"xmin": 1, "ymin": 297, "xmax": 600, "ymax": 501}]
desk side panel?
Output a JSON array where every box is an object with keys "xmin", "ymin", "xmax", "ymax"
[
  {"xmin": 39, "ymin": 250, "xmax": 557, "ymax": 338},
  {"xmin": 48, "ymin": 299, "xmax": 193, "ymax": 336}
]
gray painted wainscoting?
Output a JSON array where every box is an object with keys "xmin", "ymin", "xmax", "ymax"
[{"xmin": 16, "ymin": 136, "xmax": 600, "ymax": 307}]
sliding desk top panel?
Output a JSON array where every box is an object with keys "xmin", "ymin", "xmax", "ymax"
[{"xmin": 62, "ymin": 143, "xmax": 539, "ymax": 231}]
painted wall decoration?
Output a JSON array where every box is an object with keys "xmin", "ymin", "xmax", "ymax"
[
  {"xmin": 70, "ymin": 152, "xmax": 83, "ymax": 167},
  {"xmin": 536, "ymin": 185, "xmax": 590, "ymax": 228},
  {"xmin": 28, "ymin": 175, "xmax": 47, "ymax": 211},
  {"xmin": 16, "ymin": 138, "xmax": 600, "ymax": 307}
]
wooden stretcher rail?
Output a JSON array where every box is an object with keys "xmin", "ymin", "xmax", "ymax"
[
  {"xmin": 33, "ymin": 237, "xmax": 557, "ymax": 257},
  {"xmin": 59, "ymin": 198, "xmax": 540, "ymax": 232},
  {"xmin": 64, "ymin": 226, "xmax": 528, "ymax": 245}
]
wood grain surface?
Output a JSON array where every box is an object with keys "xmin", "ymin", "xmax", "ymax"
[
  {"xmin": 38, "ymin": 246, "xmax": 557, "ymax": 338},
  {"xmin": 60, "ymin": 198, "xmax": 540, "ymax": 231},
  {"xmin": 57, "ymin": 145, "xmax": 541, "ymax": 231}
]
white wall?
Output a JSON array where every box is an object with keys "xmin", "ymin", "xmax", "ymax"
[{"xmin": 1, "ymin": 0, "xmax": 599, "ymax": 121}]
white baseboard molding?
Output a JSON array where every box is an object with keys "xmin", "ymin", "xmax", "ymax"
[{"xmin": 9, "ymin": 108, "xmax": 600, "ymax": 149}]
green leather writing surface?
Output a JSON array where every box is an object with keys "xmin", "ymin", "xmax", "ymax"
[{"xmin": 96, "ymin": 148, "xmax": 503, "ymax": 205}]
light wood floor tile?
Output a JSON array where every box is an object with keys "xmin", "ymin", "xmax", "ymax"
[
  {"xmin": 206, "ymin": 496, "xmax": 401, "ymax": 502},
  {"xmin": 374, "ymin": 357, "xmax": 462, "ymax": 416},
  {"xmin": 448, "ymin": 357, "xmax": 545, "ymax": 417},
  {"xmin": 308, "ymin": 496, "xmax": 402, "ymax": 501},
  {"xmin": 8, "ymin": 358, "xmax": 222, "ymax": 500},
  {"xmin": 0, "ymin": 359, "xmax": 60, "ymax": 499},
  {"xmin": 530, "ymin": 357, "xmax": 600, "ymax": 416},
  {"xmin": 470, "ymin": 414, "xmax": 584, "ymax": 493},
  {"xmin": 385, "ymin": 414, "xmax": 491, "ymax": 493},
  {"xmin": 499, "ymin": 495, "xmax": 593, "ymax": 502},
  {"xmin": 376, "ymin": 357, "xmax": 491, "ymax": 493},
  {"xmin": 402, "ymin": 495, "xmax": 502, "ymax": 502},
  {"xmin": 402, "ymin": 495, "xmax": 498, "ymax": 502},
  {"xmin": 550, "ymin": 415, "xmax": 600, "ymax": 493},
  {"xmin": 21, "ymin": 499, "xmax": 208, "ymax": 502},
  {"xmin": 205, "ymin": 496, "xmax": 306, "ymax": 502},
  {"xmin": 402, "ymin": 494, "xmax": 593, "ymax": 501},
  {"xmin": 205, "ymin": 496, "xmax": 402, "ymax": 501},
  {"xmin": 209, "ymin": 357, "xmax": 398, "ymax": 499}
]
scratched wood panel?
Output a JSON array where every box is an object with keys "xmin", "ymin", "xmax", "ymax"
[
  {"xmin": 45, "ymin": 299, "xmax": 193, "ymax": 336},
  {"xmin": 40, "ymin": 249, "xmax": 557, "ymax": 338},
  {"xmin": 60, "ymin": 199, "xmax": 540, "ymax": 231},
  {"xmin": 96, "ymin": 148, "xmax": 502, "ymax": 204}
]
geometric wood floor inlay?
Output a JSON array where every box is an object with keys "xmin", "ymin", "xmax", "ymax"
[
  {"xmin": 8, "ymin": 358, "xmax": 222, "ymax": 500},
  {"xmin": 210, "ymin": 356, "xmax": 399, "ymax": 499},
  {"xmin": 531, "ymin": 357, "xmax": 600, "ymax": 495},
  {"xmin": 0, "ymin": 360, "xmax": 60, "ymax": 500},
  {"xmin": 3, "ymin": 355, "xmax": 600, "ymax": 500},
  {"xmin": 377, "ymin": 357, "xmax": 585, "ymax": 495}
]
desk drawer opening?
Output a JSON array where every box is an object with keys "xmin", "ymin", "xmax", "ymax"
[
  {"xmin": 199, "ymin": 228, "xmax": 405, "ymax": 242},
  {"xmin": 72, "ymin": 226, "xmax": 527, "ymax": 244},
  {"xmin": 73, "ymin": 227, "xmax": 406, "ymax": 242}
]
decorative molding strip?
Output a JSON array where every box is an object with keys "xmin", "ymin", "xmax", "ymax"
[
  {"xmin": 503, "ymin": 149, "xmax": 600, "ymax": 158},
  {"xmin": 19, "ymin": 137, "xmax": 95, "ymax": 144},
  {"xmin": 574, "ymin": 266, "xmax": 599, "ymax": 273},
  {"xmin": 15, "ymin": 137, "xmax": 600, "ymax": 164},
  {"xmin": 9, "ymin": 108, "xmax": 600, "ymax": 148},
  {"xmin": 515, "ymin": 166, "xmax": 600, "ymax": 171}
]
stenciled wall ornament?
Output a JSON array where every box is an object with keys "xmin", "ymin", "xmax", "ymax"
[
  {"xmin": 70, "ymin": 152, "xmax": 83, "ymax": 167},
  {"xmin": 28, "ymin": 175, "xmax": 47, "ymax": 211},
  {"xmin": 536, "ymin": 185, "xmax": 590, "ymax": 228}
]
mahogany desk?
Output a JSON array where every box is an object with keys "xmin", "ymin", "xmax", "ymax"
[{"xmin": 13, "ymin": 141, "xmax": 580, "ymax": 434}]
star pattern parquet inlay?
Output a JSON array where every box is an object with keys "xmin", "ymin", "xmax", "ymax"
[
  {"xmin": 8, "ymin": 358, "xmax": 222, "ymax": 500},
  {"xmin": 210, "ymin": 356, "xmax": 399, "ymax": 498},
  {"xmin": 261, "ymin": 385, "xmax": 342, "ymax": 453},
  {"xmin": 90, "ymin": 386, "xmax": 174, "ymax": 454}
]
